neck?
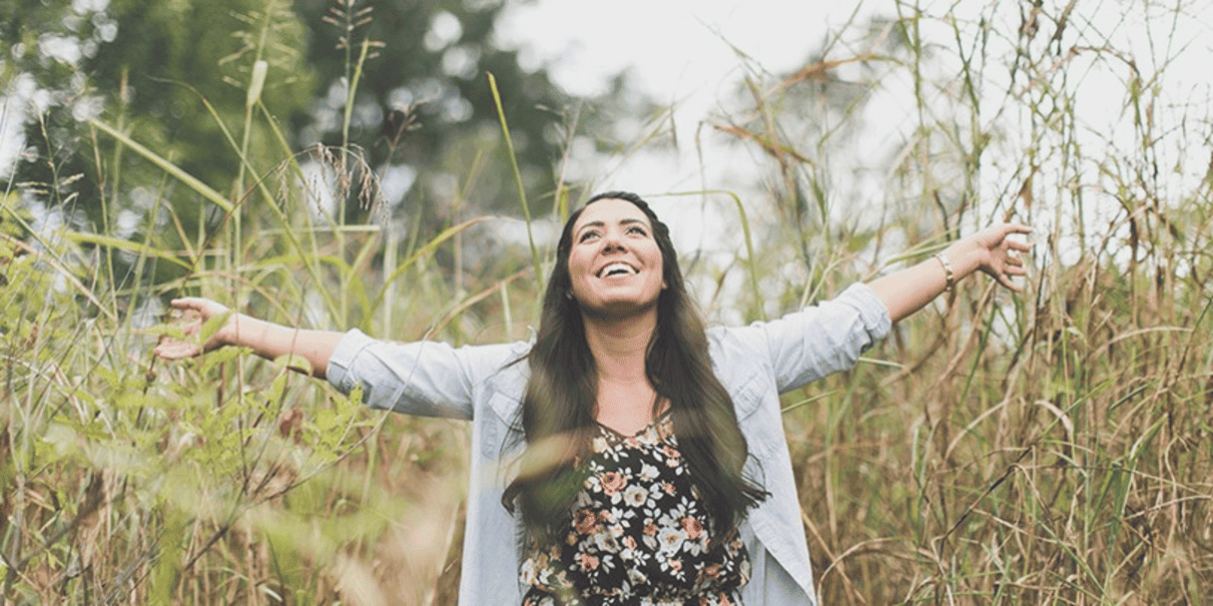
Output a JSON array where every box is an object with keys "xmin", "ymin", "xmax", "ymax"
[{"xmin": 581, "ymin": 308, "xmax": 656, "ymax": 383}]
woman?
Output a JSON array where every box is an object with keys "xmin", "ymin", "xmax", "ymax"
[{"xmin": 156, "ymin": 191, "xmax": 1031, "ymax": 605}]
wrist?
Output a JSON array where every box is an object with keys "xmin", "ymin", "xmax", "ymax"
[
  {"xmin": 225, "ymin": 313, "xmax": 257, "ymax": 348},
  {"xmin": 934, "ymin": 251, "xmax": 955, "ymax": 292},
  {"xmin": 942, "ymin": 240, "xmax": 979, "ymax": 282}
]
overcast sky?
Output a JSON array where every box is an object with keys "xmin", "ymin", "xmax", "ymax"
[
  {"xmin": 493, "ymin": 0, "xmax": 1213, "ymax": 250},
  {"xmin": 5, "ymin": 0, "xmax": 1210, "ymax": 243},
  {"xmin": 494, "ymin": 0, "xmax": 885, "ymax": 192},
  {"xmin": 495, "ymin": 0, "xmax": 875, "ymax": 99}
]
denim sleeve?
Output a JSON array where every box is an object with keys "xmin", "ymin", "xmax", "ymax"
[
  {"xmin": 719, "ymin": 282, "xmax": 891, "ymax": 394},
  {"xmin": 325, "ymin": 329, "xmax": 526, "ymax": 420}
]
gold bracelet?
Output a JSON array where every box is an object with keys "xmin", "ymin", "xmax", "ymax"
[{"xmin": 935, "ymin": 252, "xmax": 955, "ymax": 292}]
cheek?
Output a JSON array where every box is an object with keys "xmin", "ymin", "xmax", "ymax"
[
  {"xmin": 566, "ymin": 255, "xmax": 592, "ymax": 292},
  {"xmin": 567, "ymin": 253, "xmax": 588, "ymax": 278}
]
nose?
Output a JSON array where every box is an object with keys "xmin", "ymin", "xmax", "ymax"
[{"xmin": 600, "ymin": 228, "xmax": 627, "ymax": 252}]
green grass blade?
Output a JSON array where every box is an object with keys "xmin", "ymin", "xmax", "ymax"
[
  {"xmin": 487, "ymin": 72, "xmax": 543, "ymax": 293},
  {"xmin": 88, "ymin": 119, "xmax": 233, "ymax": 213}
]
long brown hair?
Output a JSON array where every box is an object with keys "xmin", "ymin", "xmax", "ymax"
[{"xmin": 502, "ymin": 191, "xmax": 768, "ymax": 544}]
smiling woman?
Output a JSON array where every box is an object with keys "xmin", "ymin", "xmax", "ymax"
[
  {"xmin": 155, "ymin": 190, "xmax": 1031, "ymax": 605},
  {"xmin": 504, "ymin": 192, "xmax": 772, "ymax": 605},
  {"xmin": 567, "ymin": 197, "xmax": 667, "ymax": 320}
]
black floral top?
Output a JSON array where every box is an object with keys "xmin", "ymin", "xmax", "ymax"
[{"xmin": 520, "ymin": 412, "xmax": 750, "ymax": 606}]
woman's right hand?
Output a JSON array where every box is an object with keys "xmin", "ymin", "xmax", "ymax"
[{"xmin": 154, "ymin": 297, "xmax": 237, "ymax": 360}]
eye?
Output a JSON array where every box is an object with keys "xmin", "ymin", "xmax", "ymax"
[
  {"xmin": 578, "ymin": 230, "xmax": 600, "ymax": 243},
  {"xmin": 627, "ymin": 225, "xmax": 648, "ymax": 236}
]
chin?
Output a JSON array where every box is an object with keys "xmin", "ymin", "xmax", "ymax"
[{"xmin": 580, "ymin": 298, "xmax": 659, "ymax": 319}]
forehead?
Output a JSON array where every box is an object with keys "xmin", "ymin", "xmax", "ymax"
[{"xmin": 573, "ymin": 198, "xmax": 651, "ymax": 232}]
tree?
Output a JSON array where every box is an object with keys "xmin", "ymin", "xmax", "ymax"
[
  {"xmin": 3, "ymin": 0, "xmax": 316, "ymax": 220},
  {"xmin": 2, "ymin": 0, "xmax": 637, "ymax": 297},
  {"xmin": 291, "ymin": 0, "xmax": 581, "ymax": 226}
]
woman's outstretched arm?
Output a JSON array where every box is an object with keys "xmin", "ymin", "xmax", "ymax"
[
  {"xmin": 869, "ymin": 223, "xmax": 1033, "ymax": 324},
  {"xmin": 153, "ymin": 298, "xmax": 343, "ymax": 379}
]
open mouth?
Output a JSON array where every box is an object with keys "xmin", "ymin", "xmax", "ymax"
[{"xmin": 598, "ymin": 262, "xmax": 638, "ymax": 278}]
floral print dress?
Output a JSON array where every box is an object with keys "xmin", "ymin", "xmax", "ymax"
[{"xmin": 520, "ymin": 412, "xmax": 750, "ymax": 606}]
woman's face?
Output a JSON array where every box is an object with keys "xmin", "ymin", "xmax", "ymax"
[{"xmin": 566, "ymin": 198, "xmax": 666, "ymax": 318}]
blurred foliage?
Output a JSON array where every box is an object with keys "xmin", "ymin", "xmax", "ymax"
[
  {"xmin": 293, "ymin": 0, "xmax": 574, "ymax": 223},
  {"xmin": 3, "ymin": 0, "xmax": 315, "ymax": 223},
  {"xmin": 1, "ymin": 0, "xmax": 647, "ymax": 298}
]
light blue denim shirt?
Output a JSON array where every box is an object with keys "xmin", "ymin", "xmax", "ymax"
[{"xmin": 326, "ymin": 282, "xmax": 891, "ymax": 605}]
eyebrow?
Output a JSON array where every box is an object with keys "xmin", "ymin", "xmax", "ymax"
[{"xmin": 575, "ymin": 217, "xmax": 649, "ymax": 237}]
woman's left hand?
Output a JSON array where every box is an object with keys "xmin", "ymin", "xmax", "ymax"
[
  {"xmin": 950, "ymin": 223, "xmax": 1033, "ymax": 291},
  {"xmin": 869, "ymin": 222, "xmax": 1033, "ymax": 323}
]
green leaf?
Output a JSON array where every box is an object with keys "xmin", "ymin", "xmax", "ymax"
[
  {"xmin": 88, "ymin": 118, "xmax": 235, "ymax": 213},
  {"xmin": 144, "ymin": 323, "xmax": 188, "ymax": 340},
  {"xmin": 268, "ymin": 372, "xmax": 290, "ymax": 404},
  {"xmin": 345, "ymin": 384, "xmax": 364, "ymax": 409},
  {"xmin": 94, "ymin": 367, "xmax": 120, "ymax": 389},
  {"xmin": 199, "ymin": 345, "xmax": 247, "ymax": 375},
  {"xmin": 273, "ymin": 354, "xmax": 313, "ymax": 376},
  {"xmin": 198, "ymin": 311, "xmax": 233, "ymax": 345}
]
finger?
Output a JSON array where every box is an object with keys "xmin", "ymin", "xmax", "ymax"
[
  {"xmin": 169, "ymin": 300, "xmax": 205, "ymax": 319},
  {"xmin": 997, "ymin": 275, "xmax": 1024, "ymax": 292},
  {"xmin": 180, "ymin": 321, "xmax": 202, "ymax": 337},
  {"xmin": 172, "ymin": 297, "xmax": 226, "ymax": 313},
  {"xmin": 154, "ymin": 341, "xmax": 201, "ymax": 360},
  {"xmin": 170, "ymin": 297, "xmax": 205, "ymax": 310},
  {"xmin": 1007, "ymin": 239, "xmax": 1033, "ymax": 252},
  {"xmin": 990, "ymin": 224, "xmax": 1033, "ymax": 247},
  {"xmin": 1000, "ymin": 223, "xmax": 1033, "ymax": 234}
]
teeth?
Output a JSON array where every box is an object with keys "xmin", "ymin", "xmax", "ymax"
[{"xmin": 600, "ymin": 263, "xmax": 635, "ymax": 277}]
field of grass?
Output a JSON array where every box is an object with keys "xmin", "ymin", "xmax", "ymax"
[{"xmin": 3, "ymin": 1, "xmax": 1212, "ymax": 604}]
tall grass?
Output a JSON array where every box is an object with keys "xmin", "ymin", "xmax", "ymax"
[
  {"xmin": 1, "ymin": 1, "xmax": 524, "ymax": 604},
  {"xmin": 2, "ymin": 1, "xmax": 1212, "ymax": 605},
  {"xmin": 709, "ymin": 2, "xmax": 1213, "ymax": 604}
]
